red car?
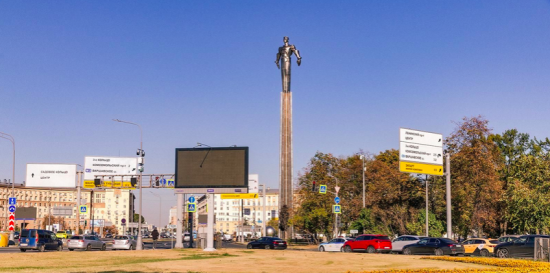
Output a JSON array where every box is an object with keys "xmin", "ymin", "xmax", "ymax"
[{"xmin": 343, "ymin": 234, "xmax": 392, "ymax": 253}]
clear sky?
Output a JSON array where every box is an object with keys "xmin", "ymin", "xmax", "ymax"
[{"xmin": 1, "ymin": 1, "xmax": 550, "ymax": 227}]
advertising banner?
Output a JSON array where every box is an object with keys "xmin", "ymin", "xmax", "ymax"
[{"xmin": 84, "ymin": 156, "xmax": 137, "ymax": 188}]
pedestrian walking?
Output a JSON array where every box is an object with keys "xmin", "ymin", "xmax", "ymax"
[{"xmin": 152, "ymin": 228, "xmax": 159, "ymax": 249}]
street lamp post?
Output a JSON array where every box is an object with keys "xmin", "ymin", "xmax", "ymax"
[
  {"xmin": 113, "ymin": 119, "xmax": 144, "ymax": 250},
  {"xmin": 0, "ymin": 132, "xmax": 15, "ymax": 239},
  {"xmin": 360, "ymin": 155, "xmax": 365, "ymax": 208}
]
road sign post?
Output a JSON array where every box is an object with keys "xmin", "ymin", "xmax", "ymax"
[{"xmin": 399, "ymin": 128, "xmax": 444, "ymax": 237}]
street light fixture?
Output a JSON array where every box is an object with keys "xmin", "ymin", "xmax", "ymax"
[
  {"xmin": 0, "ymin": 132, "xmax": 15, "ymax": 239},
  {"xmin": 113, "ymin": 119, "xmax": 144, "ymax": 250}
]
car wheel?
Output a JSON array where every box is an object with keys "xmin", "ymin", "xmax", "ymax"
[
  {"xmin": 264, "ymin": 245, "xmax": 270, "ymax": 250},
  {"xmin": 344, "ymin": 246, "xmax": 352, "ymax": 253},
  {"xmin": 403, "ymin": 248, "xmax": 412, "ymax": 255},
  {"xmin": 497, "ymin": 248, "xmax": 509, "ymax": 258},
  {"xmin": 101, "ymin": 244, "xmax": 106, "ymax": 251},
  {"xmin": 57, "ymin": 245, "xmax": 63, "ymax": 251},
  {"xmin": 69, "ymin": 248, "xmax": 74, "ymax": 251},
  {"xmin": 86, "ymin": 244, "xmax": 92, "ymax": 251},
  {"xmin": 319, "ymin": 246, "xmax": 325, "ymax": 252},
  {"xmin": 480, "ymin": 249, "xmax": 490, "ymax": 257},
  {"xmin": 20, "ymin": 249, "xmax": 26, "ymax": 252},
  {"xmin": 247, "ymin": 244, "xmax": 252, "ymax": 249},
  {"xmin": 341, "ymin": 247, "xmax": 344, "ymax": 252},
  {"xmin": 367, "ymin": 246, "xmax": 376, "ymax": 253},
  {"xmin": 435, "ymin": 248, "xmax": 444, "ymax": 256},
  {"xmin": 38, "ymin": 245, "xmax": 45, "ymax": 252}
]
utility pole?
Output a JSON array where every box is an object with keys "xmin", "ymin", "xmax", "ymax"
[
  {"xmin": 90, "ymin": 190, "xmax": 94, "ymax": 234},
  {"xmin": 76, "ymin": 170, "xmax": 82, "ymax": 235},
  {"xmin": 446, "ymin": 153, "xmax": 452, "ymax": 239},
  {"xmin": 360, "ymin": 155, "xmax": 365, "ymax": 208},
  {"xmin": 0, "ymin": 132, "xmax": 15, "ymax": 240}
]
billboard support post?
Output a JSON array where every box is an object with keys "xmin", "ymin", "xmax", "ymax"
[
  {"xmin": 261, "ymin": 184, "xmax": 266, "ymax": 237},
  {"xmin": 0, "ymin": 132, "xmax": 14, "ymax": 238},
  {"xmin": 175, "ymin": 193, "xmax": 183, "ymax": 248},
  {"xmin": 425, "ymin": 175, "xmax": 429, "ymax": 237},
  {"xmin": 76, "ymin": 171, "xmax": 82, "ymax": 235},
  {"xmin": 446, "ymin": 153, "xmax": 452, "ymax": 239},
  {"xmin": 204, "ymin": 193, "xmax": 215, "ymax": 251}
]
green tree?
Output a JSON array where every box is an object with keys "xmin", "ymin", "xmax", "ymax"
[
  {"xmin": 405, "ymin": 209, "xmax": 445, "ymax": 237},
  {"xmin": 133, "ymin": 213, "xmax": 145, "ymax": 224}
]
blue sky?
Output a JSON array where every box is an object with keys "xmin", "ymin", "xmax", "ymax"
[{"xmin": 1, "ymin": 1, "xmax": 550, "ymax": 227}]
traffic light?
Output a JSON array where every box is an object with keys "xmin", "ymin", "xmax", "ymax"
[
  {"xmin": 311, "ymin": 181, "xmax": 316, "ymax": 192},
  {"xmin": 131, "ymin": 177, "xmax": 137, "ymax": 187},
  {"xmin": 155, "ymin": 176, "xmax": 160, "ymax": 187}
]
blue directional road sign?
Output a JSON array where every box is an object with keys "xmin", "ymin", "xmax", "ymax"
[
  {"xmin": 334, "ymin": 197, "xmax": 340, "ymax": 204},
  {"xmin": 189, "ymin": 196, "xmax": 196, "ymax": 203},
  {"xmin": 319, "ymin": 185, "xmax": 327, "ymax": 194},
  {"xmin": 160, "ymin": 178, "xmax": 166, "ymax": 186},
  {"xmin": 188, "ymin": 203, "xmax": 196, "ymax": 213},
  {"xmin": 8, "ymin": 198, "xmax": 16, "ymax": 205},
  {"xmin": 167, "ymin": 179, "xmax": 175, "ymax": 188},
  {"xmin": 333, "ymin": 205, "xmax": 341, "ymax": 214},
  {"xmin": 8, "ymin": 205, "xmax": 16, "ymax": 213}
]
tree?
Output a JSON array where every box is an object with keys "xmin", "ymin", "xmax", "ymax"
[
  {"xmin": 405, "ymin": 209, "xmax": 445, "ymax": 237},
  {"xmin": 446, "ymin": 116, "xmax": 503, "ymax": 238},
  {"xmin": 103, "ymin": 225, "xmax": 118, "ymax": 235},
  {"xmin": 133, "ymin": 213, "xmax": 145, "ymax": 224}
]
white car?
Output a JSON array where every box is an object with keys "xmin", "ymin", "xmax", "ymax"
[
  {"xmin": 392, "ymin": 235, "xmax": 427, "ymax": 253},
  {"xmin": 112, "ymin": 235, "xmax": 143, "ymax": 250},
  {"xmin": 318, "ymin": 238, "xmax": 349, "ymax": 252}
]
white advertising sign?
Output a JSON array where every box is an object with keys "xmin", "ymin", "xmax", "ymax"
[
  {"xmin": 84, "ymin": 156, "xmax": 137, "ymax": 182},
  {"xmin": 400, "ymin": 128, "xmax": 443, "ymax": 147},
  {"xmin": 399, "ymin": 142, "xmax": 443, "ymax": 165},
  {"xmin": 25, "ymin": 164, "xmax": 77, "ymax": 188},
  {"xmin": 248, "ymin": 174, "xmax": 259, "ymax": 194}
]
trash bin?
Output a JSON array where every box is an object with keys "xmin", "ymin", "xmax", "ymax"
[{"xmin": 0, "ymin": 233, "xmax": 9, "ymax": 247}]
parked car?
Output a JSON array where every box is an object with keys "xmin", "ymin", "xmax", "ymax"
[
  {"xmin": 343, "ymin": 234, "xmax": 392, "ymax": 253},
  {"xmin": 112, "ymin": 235, "xmax": 143, "ymax": 250},
  {"xmin": 461, "ymin": 238, "xmax": 500, "ymax": 257},
  {"xmin": 497, "ymin": 235, "xmax": 520, "ymax": 244},
  {"xmin": 19, "ymin": 229, "xmax": 63, "ymax": 252},
  {"xmin": 105, "ymin": 233, "xmax": 113, "ymax": 239},
  {"xmin": 318, "ymin": 237, "xmax": 350, "ymax": 252},
  {"xmin": 402, "ymin": 237, "xmax": 464, "ymax": 256},
  {"xmin": 391, "ymin": 235, "xmax": 427, "ymax": 253},
  {"xmin": 67, "ymin": 235, "xmax": 107, "ymax": 251},
  {"xmin": 494, "ymin": 235, "xmax": 549, "ymax": 258},
  {"xmin": 56, "ymin": 230, "xmax": 69, "ymax": 239},
  {"xmin": 247, "ymin": 237, "xmax": 287, "ymax": 250},
  {"xmin": 222, "ymin": 234, "xmax": 233, "ymax": 242},
  {"xmin": 183, "ymin": 233, "xmax": 191, "ymax": 242},
  {"xmin": 13, "ymin": 231, "xmax": 20, "ymax": 239}
]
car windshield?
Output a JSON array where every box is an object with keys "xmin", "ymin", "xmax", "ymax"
[
  {"xmin": 376, "ymin": 236, "xmax": 390, "ymax": 240},
  {"xmin": 70, "ymin": 236, "xmax": 83, "ymax": 239},
  {"xmin": 57, "ymin": 231, "xmax": 66, "ymax": 233},
  {"xmin": 114, "ymin": 236, "xmax": 127, "ymax": 240}
]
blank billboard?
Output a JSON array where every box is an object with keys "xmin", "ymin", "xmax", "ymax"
[
  {"xmin": 175, "ymin": 147, "xmax": 248, "ymax": 194},
  {"xmin": 25, "ymin": 164, "xmax": 77, "ymax": 188}
]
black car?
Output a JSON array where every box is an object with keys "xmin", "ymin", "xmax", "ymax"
[
  {"xmin": 494, "ymin": 235, "xmax": 549, "ymax": 258},
  {"xmin": 247, "ymin": 237, "xmax": 287, "ymax": 250},
  {"xmin": 497, "ymin": 235, "xmax": 520, "ymax": 244},
  {"xmin": 402, "ymin": 237, "xmax": 465, "ymax": 256}
]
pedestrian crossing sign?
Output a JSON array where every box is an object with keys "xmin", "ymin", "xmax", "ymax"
[
  {"xmin": 188, "ymin": 203, "xmax": 196, "ymax": 213},
  {"xmin": 79, "ymin": 205, "xmax": 88, "ymax": 214},
  {"xmin": 333, "ymin": 205, "xmax": 341, "ymax": 214}
]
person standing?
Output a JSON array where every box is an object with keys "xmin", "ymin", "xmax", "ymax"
[{"xmin": 152, "ymin": 228, "xmax": 159, "ymax": 249}]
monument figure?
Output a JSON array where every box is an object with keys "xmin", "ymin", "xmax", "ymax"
[
  {"xmin": 275, "ymin": 36, "xmax": 302, "ymax": 93},
  {"xmin": 275, "ymin": 37, "xmax": 301, "ymax": 240}
]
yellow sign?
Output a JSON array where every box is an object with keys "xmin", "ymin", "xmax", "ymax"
[
  {"xmin": 122, "ymin": 181, "xmax": 136, "ymax": 190},
  {"xmin": 83, "ymin": 180, "xmax": 95, "ymax": 189},
  {"xmin": 103, "ymin": 181, "xmax": 112, "ymax": 187},
  {"xmin": 399, "ymin": 162, "xmax": 443, "ymax": 176},
  {"xmin": 113, "ymin": 181, "xmax": 122, "ymax": 188},
  {"xmin": 220, "ymin": 193, "xmax": 259, "ymax": 199}
]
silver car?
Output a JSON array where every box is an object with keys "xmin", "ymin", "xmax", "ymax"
[
  {"xmin": 112, "ymin": 235, "xmax": 142, "ymax": 250},
  {"xmin": 67, "ymin": 235, "xmax": 106, "ymax": 251},
  {"xmin": 392, "ymin": 235, "xmax": 427, "ymax": 253}
]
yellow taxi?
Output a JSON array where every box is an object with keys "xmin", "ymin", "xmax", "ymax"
[
  {"xmin": 56, "ymin": 230, "xmax": 69, "ymax": 239},
  {"xmin": 461, "ymin": 238, "xmax": 500, "ymax": 256}
]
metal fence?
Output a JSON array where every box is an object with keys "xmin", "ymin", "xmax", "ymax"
[{"xmin": 534, "ymin": 237, "xmax": 549, "ymax": 261}]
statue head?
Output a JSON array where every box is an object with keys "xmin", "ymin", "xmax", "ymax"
[{"xmin": 283, "ymin": 36, "xmax": 289, "ymax": 43}]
